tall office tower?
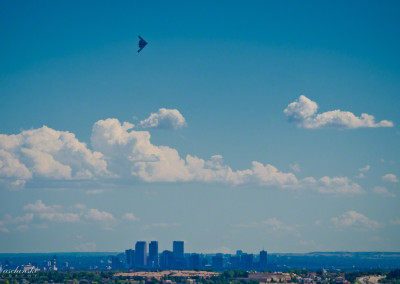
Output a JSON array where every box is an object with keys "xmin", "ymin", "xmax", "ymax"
[
  {"xmin": 149, "ymin": 241, "xmax": 159, "ymax": 267},
  {"xmin": 259, "ymin": 250, "xmax": 268, "ymax": 271},
  {"xmin": 125, "ymin": 249, "xmax": 135, "ymax": 269},
  {"xmin": 173, "ymin": 241, "xmax": 184, "ymax": 258},
  {"xmin": 172, "ymin": 241, "xmax": 185, "ymax": 268},
  {"xmin": 135, "ymin": 241, "xmax": 147, "ymax": 268}
]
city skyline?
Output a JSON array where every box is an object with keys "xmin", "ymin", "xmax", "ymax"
[
  {"xmin": 124, "ymin": 240, "xmax": 268, "ymax": 271},
  {"xmin": 0, "ymin": 1, "xmax": 400, "ymax": 253}
]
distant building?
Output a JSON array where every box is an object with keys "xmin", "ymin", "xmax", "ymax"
[
  {"xmin": 125, "ymin": 249, "xmax": 135, "ymax": 269},
  {"xmin": 149, "ymin": 241, "xmax": 159, "ymax": 267},
  {"xmin": 172, "ymin": 241, "xmax": 186, "ymax": 269},
  {"xmin": 201, "ymin": 257, "xmax": 209, "ymax": 267},
  {"xmin": 112, "ymin": 256, "xmax": 122, "ymax": 270},
  {"xmin": 42, "ymin": 260, "xmax": 48, "ymax": 270},
  {"xmin": 189, "ymin": 254, "xmax": 200, "ymax": 269},
  {"xmin": 160, "ymin": 250, "xmax": 173, "ymax": 269},
  {"xmin": 229, "ymin": 255, "xmax": 240, "ymax": 269},
  {"xmin": 259, "ymin": 250, "xmax": 268, "ymax": 271},
  {"xmin": 173, "ymin": 241, "xmax": 184, "ymax": 258},
  {"xmin": 212, "ymin": 255, "xmax": 223, "ymax": 271},
  {"xmin": 124, "ymin": 240, "xmax": 270, "ymax": 272},
  {"xmin": 51, "ymin": 255, "xmax": 57, "ymax": 271},
  {"xmin": 242, "ymin": 253, "xmax": 253, "ymax": 270},
  {"xmin": 135, "ymin": 241, "xmax": 147, "ymax": 268}
]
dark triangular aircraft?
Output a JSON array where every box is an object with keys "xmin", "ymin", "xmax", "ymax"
[{"xmin": 138, "ymin": 36, "xmax": 148, "ymax": 53}]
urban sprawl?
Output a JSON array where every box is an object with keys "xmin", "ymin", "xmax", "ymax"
[{"xmin": 1, "ymin": 243, "xmax": 399, "ymax": 284}]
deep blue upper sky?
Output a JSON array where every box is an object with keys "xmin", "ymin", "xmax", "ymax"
[{"xmin": 0, "ymin": 1, "xmax": 399, "ymax": 253}]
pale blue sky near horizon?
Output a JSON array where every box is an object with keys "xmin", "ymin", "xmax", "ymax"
[{"xmin": 0, "ymin": 1, "xmax": 400, "ymax": 254}]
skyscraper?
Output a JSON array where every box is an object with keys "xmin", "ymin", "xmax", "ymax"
[
  {"xmin": 172, "ymin": 241, "xmax": 185, "ymax": 268},
  {"xmin": 125, "ymin": 249, "xmax": 135, "ymax": 269},
  {"xmin": 149, "ymin": 241, "xmax": 159, "ymax": 267},
  {"xmin": 173, "ymin": 241, "xmax": 184, "ymax": 258},
  {"xmin": 259, "ymin": 250, "xmax": 268, "ymax": 271},
  {"xmin": 135, "ymin": 241, "xmax": 147, "ymax": 268}
]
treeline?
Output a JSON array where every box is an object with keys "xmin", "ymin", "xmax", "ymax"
[
  {"xmin": 379, "ymin": 269, "xmax": 400, "ymax": 284},
  {"xmin": 0, "ymin": 270, "xmax": 250, "ymax": 284},
  {"xmin": 0, "ymin": 271, "xmax": 115, "ymax": 284},
  {"xmin": 2, "ymin": 269, "xmax": 400, "ymax": 284}
]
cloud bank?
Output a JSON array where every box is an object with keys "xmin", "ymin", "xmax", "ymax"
[
  {"xmin": 0, "ymin": 200, "xmax": 121, "ymax": 232},
  {"xmin": 284, "ymin": 95, "xmax": 394, "ymax": 129},
  {"xmin": 0, "ymin": 126, "xmax": 109, "ymax": 189},
  {"xmin": 331, "ymin": 211, "xmax": 380, "ymax": 230},
  {"xmin": 0, "ymin": 110, "xmax": 364, "ymax": 195}
]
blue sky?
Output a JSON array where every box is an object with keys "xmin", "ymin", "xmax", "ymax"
[{"xmin": 0, "ymin": 0, "xmax": 400, "ymax": 253}]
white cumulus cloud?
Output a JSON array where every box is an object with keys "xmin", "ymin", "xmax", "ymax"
[
  {"xmin": 284, "ymin": 95, "xmax": 394, "ymax": 129},
  {"xmin": 331, "ymin": 211, "xmax": 380, "ymax": 230},
  {"xmin": 359, "ymin": 165, "xmax": 370, "ymax": 172},
  {"xmin": 0, "ymin": 213, "xmax": 34, "ymax": 232},
  {"xmin": 373, "ymin": 186, "xmax": 396, "ymax": 197},
  {"xmin": 0, "ymin": 115, "xmax": 364, "ymax": 196},
  {"xmin": 85, "ymin": 209, "xmax": 115, "ymax": 222},
  {"xmin": 23, "ymin": 200, "xmax": 80, "ymax": 223},
  {"xmin": 261, "ymin": 218, "xmax": 300, "ymax": 236},
  {"xmin": 23, "ymin": 200, "xmax": 60, "ymax": 213},
  {"xmin": 0, "ymin": 149, "xmax": 32, "ymax": 180},
  {"xmin": 39, "ymin": 213, "xmax": 80, "ymax": 223},
  {"xmin": 122, "ymin": 213, "xmax": 139, "ymax": 222},
  {"xmin": 251, "ymin": 161, "xmax": 298, "ymax": 187},
  {"xmin": 382, "ymin": 174, "xmax": 398, "ymax": 183},
  {"xmin": 302, "ymin": 176, "xmax": 365, "ymax": 195},
  {"xmin": 7, "ymin": 213, "xmax": 34, "ymax": 224},
  {"xmin": 138, "ymin": 108, "xmax": 187, "ymax": 130},
  {"xmin": 0, "ymin": 126, "xmax": 109, "ymax": 187},
  {"xmin": 90, "ymin": 119, "xmax": 305, "ymax": 188}
]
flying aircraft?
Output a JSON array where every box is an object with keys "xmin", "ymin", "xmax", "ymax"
[{"xmin": 138, "ymin": 36, "xmax": 148, "ymax": 53}]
